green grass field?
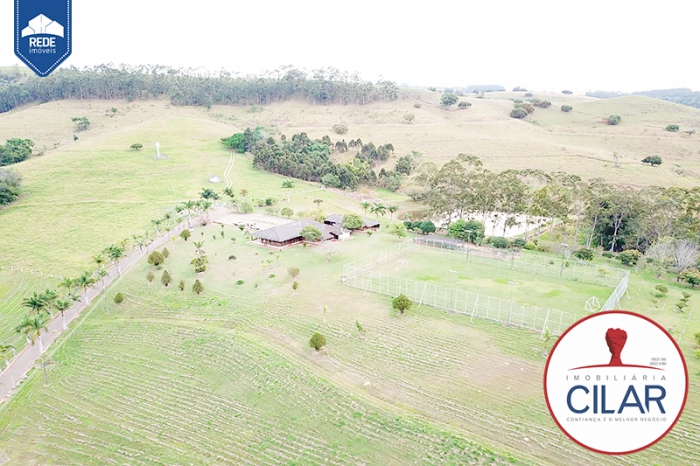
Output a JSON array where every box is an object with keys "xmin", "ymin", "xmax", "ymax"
[
  {"xmin": 1, "ymin": 95, "xmax": 700, "ymax": 465},
  {"xmin": 1, "ymin": 222, "xmax": 698, "ymax": 465}
]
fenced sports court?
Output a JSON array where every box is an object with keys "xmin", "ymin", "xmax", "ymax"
[{"xmin": 342, "ymin": 238, "xmax": 630, "ymax": 335}]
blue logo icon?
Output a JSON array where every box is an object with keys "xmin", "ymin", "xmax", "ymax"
[{"xmin": 15, "ymin": 0, "xmax": 72, "ymax": 77}]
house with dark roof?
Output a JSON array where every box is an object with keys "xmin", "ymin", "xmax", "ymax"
[
  {"xmin": 252, "ymin": 219, "xmax": 348, "ymax": 247},
  {"xmin": 324, "ymin": 214, "xmax": 380, "ymax": 230}
]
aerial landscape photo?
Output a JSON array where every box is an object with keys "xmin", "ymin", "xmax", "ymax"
[{"xmin": 0, "ymin": 1, "xmax": 699, "ymax": 465}]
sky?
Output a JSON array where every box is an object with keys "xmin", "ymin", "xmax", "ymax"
[{"xmin": 2, "ymin": 0, "xmax": 699, "ymax": 93}]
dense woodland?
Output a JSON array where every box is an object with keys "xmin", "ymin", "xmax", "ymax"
[{"xmin": 0, "ymin": 65, "xmax": 398, "ymax": 113}]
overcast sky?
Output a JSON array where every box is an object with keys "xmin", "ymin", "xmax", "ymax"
[{"xmin": 2, "ymin": 0, "xmax": 699, "ymax": 93}]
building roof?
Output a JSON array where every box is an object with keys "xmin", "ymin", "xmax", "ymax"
[
  {"xmin": 252, "ymin": 219, "xmax": 339, "ymax": 243},
  {"xmin": 325, "ymin": 214, "xmax": 380, "ymax": 229}
]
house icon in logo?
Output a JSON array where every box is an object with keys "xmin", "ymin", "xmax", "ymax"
[{"xmin": 21, "ymin": 14, "xmax": 64, "ymax": 38}]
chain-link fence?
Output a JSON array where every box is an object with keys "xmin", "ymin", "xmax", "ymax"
[{"xmin": 342, "ymin": 238, "xmax": 630, "ymax": 335}]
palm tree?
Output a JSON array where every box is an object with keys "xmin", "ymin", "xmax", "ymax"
[
  {"xmin": 200, "ymin": 200, "xmax": 213, "ymax": 221},
  {"xmin": 370, "ymin": 202, "xmax": 386, "ymax": 220},
  {"xmin": 240, "ymin": 189, "xmax": 248, "ymax": 199},
  {"xmin": 15, "ymin": 314, "xmax": 49, "ymax": 354},
  {"xmin": 55, "ymin": 299, "xmax": 71, "ymax": 331},
  {"xmin": 360, "ymin": 202, "xmax": 371, "ymax": 216},
  {"xmin": 75, "ymin": 271, "xmax": 96, "ymax": 305},
  {"xmin": 40, "ymin": 289, "xmax": 58, "ymax": 317},
  {"xmin": 0, "ymin": 344, "xmax": 15, "ymax": 370},
  {"xmin": 151, "ymin": 218, "xmax": 162, "ymax": 236},
  {"xmin": 93, "ymin": 253, "xmax": 105, "ymax": 270},
  {"xmin": 183, "ymin": 200, "xmax": 197, "ymax": 229},
  {"xmin": 22, "ymin": 292, "xmax": 47, "ymax": 316},
  {"xmin": 388, "ymin": 205, "xmax": 398, "ymax": 223},
  {"xmin": 59, "ymin": 277, "xmax": 76, "ymax": 297},
  {"xmin": 193, "ymin": 241, "xmax": 205, "ymax": 256},
  {"xmin": 96, "ymin": 269, "xmax": 108, "ymax": 290},
  {"xmin": 282, "ymin": 180, "xmax": 295, "ymax": 189},
  {"xmin": 105, "ymin": 245, "xmax": 125, "ymax": 275},
  {"xmin": 313, "ymin": 199, "xmax": 324, "ymax": 210}
]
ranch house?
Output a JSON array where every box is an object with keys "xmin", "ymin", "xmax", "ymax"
[
  {"xmin": 324, "ymin": 214, "xmax": 380, "ymax": 230},
  {"xmin": 252, "ymin": 219, "xmax": 348, "ymax": 247}
]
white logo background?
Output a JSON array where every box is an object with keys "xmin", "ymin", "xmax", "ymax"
[{"xmin": 545, "ymin": 312, "xmax": 687, "ymax": 454}]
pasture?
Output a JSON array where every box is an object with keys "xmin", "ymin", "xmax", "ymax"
[{"xmin": 1, "ymin": 221, "xmax": 698, "ymax": 465}]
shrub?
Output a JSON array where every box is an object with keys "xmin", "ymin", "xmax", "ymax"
[
  {"xmin": 561, "ymin": 105, "xmax": 573, "ymax": 112},
  {"xmin": 356, "ymin": 320, "xmax": 365, "ymax": 333},
  {"xmin": 130, "ymin": 143, "xmax": 143, "ymax": 150},
  {"xmin": 288, "ymin": 267, "xmax": 300, "ymax": 279},
  {"xmin": 457, "ymin": 101, "xmax": 471, "ymax": 109},
  {"xmin": 292, "ymin": 281, "xmax": 299, "ymax": 290},
  {"xmin": 533, "ymin": 100, "xmax": 551, "ymax": 108},
  {"xmin": 511, "ymin": 238, "xmax": 527, "ymax": 249},
  {"xmin": 666, "ymin": 124, "xmax": 680, "ymax": 132},
  {"xmin": 192, "ymin": 279, "xmax": 204, "ymax": 294},
  {"xmin": 655, "ymin": 284, "xmax": 669, "ymax": 294},
  {"xmin": 524, "ymin": 92, "xmax": 533, "ymax": 97},
  {"xmin": 146, "ymin": 271, "xmax": 155, "ymax": 282},
  {"xmin": 413, "ymin": 102, "xmax": 421, "ymax": 108},
  {"xmin": 510, "ymin": 108, "xmax": 528, "ymax": 119},
  {"xmin": 573, "ymin": 248, "xmax": 595, "ymax": 261},
  {"xmin": 178, "ymin": 279, "xmax": 185, "ymax": 291},
  {"xmin": 562, "ymin": 90, "xmax": 573, "ymax": 95},
  {"xmin": 607, "ymin": 115, "xmax": 622, "ymax": 125},
  {"xmin": 523, "ymin": 241, "xmax": 537, "ymax": 250},
  {"xmin": 228, "ymin": 255, "xmax": 236, "ymax": 260},
  {"xmin": 236, "ymin": 280, "xmax": 244, "ymax": 285},
  {"xmin": 147, "ymin": 251, "xmax": 165, "ymax": 266},
  {"xmin": 536, "ymin": 244, "xmax": 550, "ymax": 252},
  {"xmin": 309, "ymin": 332, "xmax": 326, "ymax": 350},
  {"xmin": 162, "ymin": 247, "xmax": 170, "ymax": 258},
  {"xmin": 695, "ymin": 332, "xmax": 700, "ymax": 345},
  {"xmin": 619, "ymin": 249, "xmax": 642, "ymax": 266},
  {"xmin": 114, "ymin": 292, "xmax": 124, "ymax": 304},
  {"xmin": 490, "ymin": 237, "xmax": 510, "ymax": 249},
  {"xmin": 392, "ymin": 294, "xmax": 412, "ymax": 314},
  {"xmin": 161, "ymin": 270, "xmax": 173, "ymax": 287},
  {"xmin": 180, "ymin": 229, "xmax": 191, "ymax": 241},
  {"xmin": 403, "ymin": 113, "xmax": 415, "ymax": 124},
  {"xmin": 521, "ymin": 103, "xmax": 535, "ymax": 113},
  {"xmin": 332, "ymin": 123, "xmax": 348, "ymax": 135},
  {"xmin": 642, "ymin": 156, "xmax": 662, "ymax": 166},
  {"xmin": 269, "ymin": 274, "xmax": 275, "ymax": 279},
  {"xmin": 602, "ymin": 251, "xmax": 615, "ymax": 259}
]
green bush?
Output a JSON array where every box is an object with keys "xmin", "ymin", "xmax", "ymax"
[
  {"xmin": 524, "ymin": 93, "xmax": 533, "ymax": 97},
  {"xmin": 268, "ymin": 274, "xmax": 275, "ymax": 279},
  {"xmin": 561, "ymin": 105, "xmax": 573, "ymax": 112},
  {"xmin": 490, "ymin": 237, "xmax": 510, "ymax": 249},
  {"xmin": 236, "ymin": 280, "xmax": 244, "ymax": 285},
  {"xmin": 523, "ymin": 241, "xmax": 536, "ymax": 250},
  {"xmin": 180, "ymin": 229, "xmax": 191, "ymax": 241},
  {"xmin": 619, "ymin": 249, "xmax": 642, "ymax": 266},
  {"xmin": 510, "ymin": 108, "xmax": 528, "ymax": 119},
  {"xmin": 161, "ymin": 270, "xmax": 173, "ymax": 287},
  {"xmin": 533, "ymin": 100, "xmax": 551, "ymax": 108},
  {"xmin": 511, "ymin": 238, "xmax": 527, "ymax": 249},
  {"xmin": 536, "ymin": 244, "xmax": 550, "ymax": 252},
  {"xmin": 292, "ymin": 281, "xmax": 299, "ymax": 290},
  {"xmin": 573, "ymin": 248, "xmax": 595, "ymax": 261},
  {"xmin": 192, "ymin": 279, "xmax": 204, "ymax": 294},
  {"xmin": 457, "ymin": 101, "xmax": 471, "ymax": 109},
  {"xmin": 147, "ymin": 251, "xmax": 165, "ymax": 266},
  {"xmin": 114, "ymin": 292, "xmax": 124, "ymax": 304},
  {"xmin": 682, "ymin": 291, "xmax": 691, "ymax": 300},
  {"xmin": 178, "ymin": 279, "xmax": 185, "ymax": 291},
  {"xmin": 607, "ymin": 115, "xmax": 622, "ymax": 125},
  {"xmin": 162, "ymin": 247, "xmax": 170, "ymax": 258},
  {"xmin": 146, "ymin": 271, "xmax": 155, "ymax": 282},
  {"xmin": 665, "ymin": 124, "xmax": 680, "ymax": 132},
  {"xmin": 392, "ymin": 294, "xmax": 413, "ymax": 314},
  {"xmin": 332, "ymin": 123, "xmax": 348, "ymax": 135},
  {"xmin": 654, "ymin": 284, "xmax": 669, "ymax": 294},
  {"xmin": 694, "ymin": 332, "xmax": 700, "ymax": 345},
  {"xmin": 602, "ymin": 251, "xmax": 615, "ymax": 259},
  {"xmin": 309, "ymin": 332, "xmax": 326, "ymax": 350},
  {"xmin": 228, "ymin": 255, "xmax": 236, "ymax": 260},
  {"xmin": 641, "ymin": 156, "xmax": 662, "ymax": 166}
]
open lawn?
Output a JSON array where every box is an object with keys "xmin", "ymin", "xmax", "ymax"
[{"xmin": 1, "ymin": 223, "xmax": 698, "ymax": 465}]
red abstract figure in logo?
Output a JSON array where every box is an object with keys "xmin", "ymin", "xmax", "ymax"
[{"xmin": 605, "ymin": 328, "xmax": 627, "ymax": 366}]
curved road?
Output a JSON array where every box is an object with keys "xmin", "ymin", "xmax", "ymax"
[{"xmin": 0, "ymin": 209, "xmax": 227, "ymax": 404}]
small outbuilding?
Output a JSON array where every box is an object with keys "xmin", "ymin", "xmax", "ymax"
[
  {"xmin": 209, "ymin": 175, "xmax": 221, "ymax": 183},
  {"xmin": 324, "ymin": 214, "xmax": 380, "ymax": 230}
]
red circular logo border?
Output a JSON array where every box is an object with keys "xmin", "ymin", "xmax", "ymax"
[{"xmin": 543, "ymin": 310, "xmax": 689, "ymax": 455}]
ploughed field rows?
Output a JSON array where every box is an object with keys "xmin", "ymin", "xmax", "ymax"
[
  {"xmin": 103, "ymin": 276, "xmax": 700, "ymax": 465},
  {"xmin": 0, "ymin": 316, "xmax": 518, "ymax": 466},
  {"xmin": 0, "ymin": 270, "xmax": 58, "ymax": 352}
]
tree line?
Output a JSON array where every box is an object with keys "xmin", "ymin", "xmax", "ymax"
[
  {"xmin": 414, "ymin": 154, "xmax": 700, "ymax": 253},
  {"xmin": 0, "ymin": 64, "xmax": 399, "ymax": 113}
]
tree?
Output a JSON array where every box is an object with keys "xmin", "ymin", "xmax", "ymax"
[
  {"xmin": 0, "ymin": 168, "xmax": 22, "ymax": 205},
  {"xmin": 674, "ymin": 240, "xmax": 699, "ymax": 277},
  {"xmin": 391, "ymin": 222, "xmax": 407, "ymax": 239},
  {"xmin": 162, "ymin": 247, "xmax": 170, "ymax": 258},
  {"xmin": 221, "ymin": 133, "xmax": 245, "ymax": 153},
  {"xmin": 193, "ymin": 240, "xmax": 205, "ymax": 256},
  {"xmin": 282, "ymin": 180, "xmax": 295, "ymax": 189},
  {"xmin": 281, "ymin": 207, "xmax": 294, "ymax": 218},
  {"xmin": 240, "ymin": 201, "xmax": 253, "ymax": 213},
  {"xmin": 0, "ymin": 138, "xmax": 34, "ymax": 166},
  {"xmin": 114, "ymin": 293, "xmax": 125, "ymax": 304},
  {"xmin": 440, "ymin": 93, "xmax": 459, "ymax": 109},
  {"xmin": 161, "ymin": 270, "xmax": 173, "ymax": 287},
  {"xmin": 148, "ymin": 250, "xmax": 165, "ymax": 266},
  {"xmin": 146, "ymin": 271, "xmax": 155, "ymax": 282},
  {"xmin": 200, "ymin": 188, "xmax": 219, "ymax": 200},
  {"xmin": 418, "ymin": 221, "xmax": 436, "ymax": 234},
  {"xmin": 561, "ymin": 105, "xmax": 573, "ymax": 112},
  {"xmin": 342, "ymin": 213, "xmax": 364, "ymax": 230},
  {"xmin": 332, "ymin": 123, "xmax": 348, "ymax": 134},
  {"xmin": 15, "ymin": 314, "xmax": 49, "ymax": 354},
  {"xmin": 573, "ymin": 249, "xmax": 595, "ymax": 261},
  {"xmin": 510, "ymin": 108, "xmax": 528, "ymax": 119},
  {"xmin": 75, "ymin": 271, "xmax": 95, "ymax": 305},
  {"xmin": 300, "ymin": 226, "xmax": 323, "ymax": 242},
  {"xmin": 388, "ymin": 205, "xmax": 398, "ymax": 223},
  {"xmin": 619, "ymin": 249, "xmax": 642, "ymax": 266},
  {"xmin": 192, "ymin": 279, "xmax": 204, "ymax": 294},
  {"xmin": 71, "ymin": 116, "xmax": 91, "ymax": 131},
  {"xmin": 370, "ymin": 202, "xmax": 386, "ymax": 220},
  {"xmin": 448, "ymin": 219, "xmax": 485, "ymax": 243},
  {"xmin": 288, "ymin": 267, "xmax": 300, "ymax": 279},
  {"xmin": 642, "ymin": 156, "xmax": 663, "ymax": 166},
  {"xmin": 403, "ymin": 113, "xmax": 415, "ymax": 124},
  {"xmin": 309, "ymin": 332, "xmax": 326, "ymax": 350},
  {"xmin": 607, "ymin": 115, "xmax": 622, "ymax": 125},
  {"xmin": 0, "ymin": 344, "xmax": 15, "ymax": 369},
  {"xmin": 130, "ymin": 143, "xmax": 143, "ymax": 150},
  {"xmin": 313, "ymin": 199, "xmax": 324, "ymax": 209},
  {"xmin": 360, "ymin": 202, "xmax": 371, "ymax": 216},
  {"xmin": 392, "ymin": 294, "xmax": 412, "ymax": 314},
  {"xmin": 680, "ymin": 269, "xmax": 700, "ymax": 288},
  {"xmin": 666, "ymin": 125, "xmax": 680, "ymax": 132},
  {"xmin": 151, "ymin": 218, "xmax": 162, "ymax": 236},
  {"xmin": 178, "ymin": 280, "xmax": 185, "ymax": 291},
  {"xmin": 457, "ymin": 101, "xmax": 471, "ymax": 109},
  {"xmin": 55, "ymin": 298, "xmax": 71, "ymax": 330},
  {"xmin": 645, "ymin": 240, "xmax": 675, "ymax": 278}
]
